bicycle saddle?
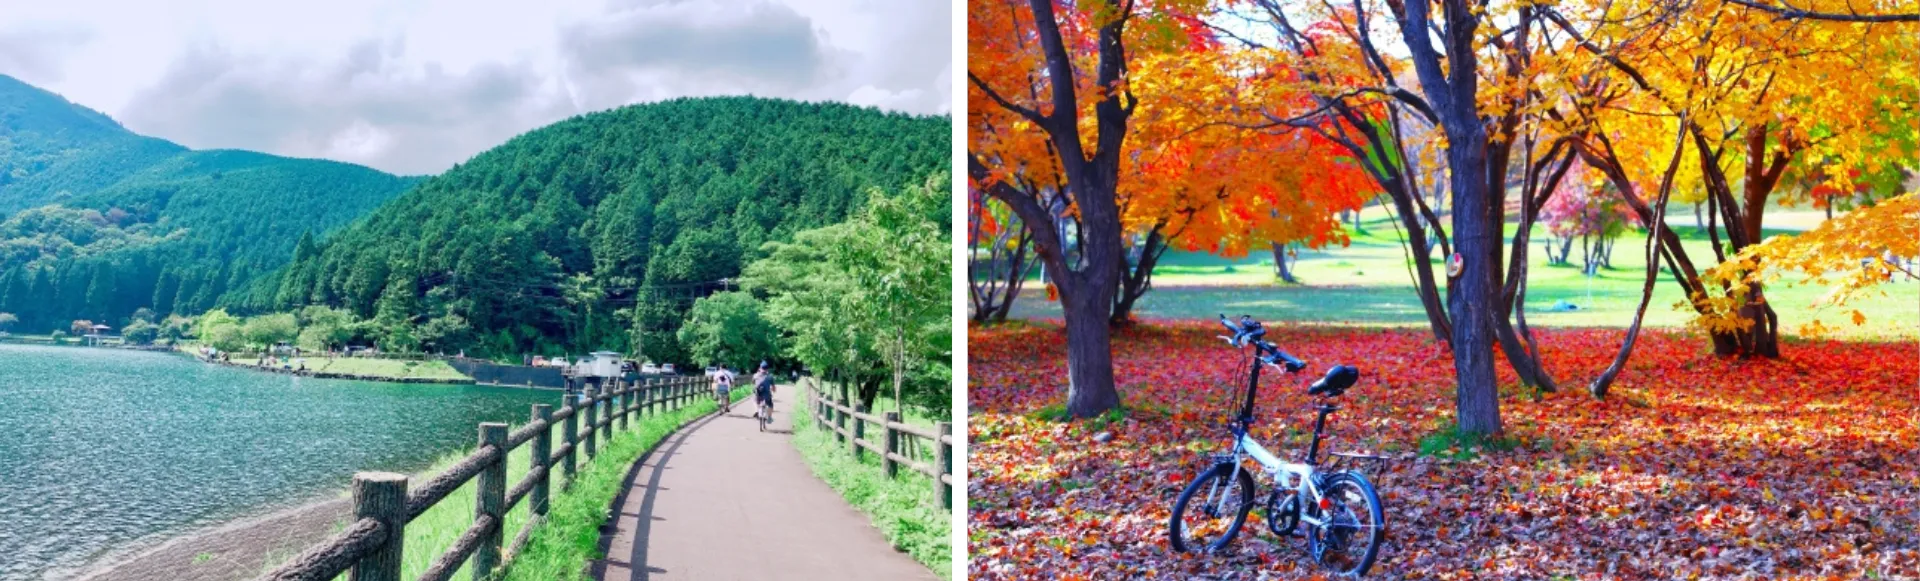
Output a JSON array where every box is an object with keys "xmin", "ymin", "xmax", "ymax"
[{"xmin": 1308, "ymin": 365, "xmax": 1359, "ymax": 396}]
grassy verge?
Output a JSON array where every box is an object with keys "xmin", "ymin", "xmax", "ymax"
[
  {"xmin": 789, "ymin": 396, "xmax": 951, "ymax": 578},
  {"xmin": 497, "ymin": 391, "xmax": 737, "ymax": 581}
]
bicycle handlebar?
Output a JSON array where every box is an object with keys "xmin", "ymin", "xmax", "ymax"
[{"xmin": 1218, "ymin": 314, "xmax": 1306, "ymax": 372}]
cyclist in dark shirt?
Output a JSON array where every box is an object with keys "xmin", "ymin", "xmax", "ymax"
[{"xmin": 752, "ymin": 361, "xmax": 776, "ymax": 419}]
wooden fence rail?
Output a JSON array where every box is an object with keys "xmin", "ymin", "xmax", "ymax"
[
  {"xmin": 804, "ymin": 381, "xmax": 953, "ymax": 509},
  {"xmin": 257, "ymin": 375, "xmax": 715, "ymax": 581}
]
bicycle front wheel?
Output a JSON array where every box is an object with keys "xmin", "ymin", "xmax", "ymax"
[
  {"xmin": 1168, "ymin": 462, "xmax": 1254, "ymax": 554},
  {"xmin": 1309, "ymin": 471, "xmax": 1385, "ymax": 576}
]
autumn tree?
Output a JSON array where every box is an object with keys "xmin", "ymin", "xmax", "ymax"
[
  {"xmin": 1700, "ymin": 193, "xmax": 1918, "ymax": 336},
  {"xmin": 1232, "ymin": 0, "xmax": 1600, "ymax": 434},
  {"xmin": 1109, "ymin": 36, "xmax": 1372, "ymax": 324},
  {"xmin": 969, "ymin": 0, "xmax": 1171, "ymax": 417},
  {"xmin": 1538, "ymin": 163, "xmax": 1642, "ymax": 274}
]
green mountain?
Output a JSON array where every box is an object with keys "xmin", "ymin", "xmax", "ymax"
[
  {"xmin": 0, "ymin": 75, "xmax": 417, "ymax": 331},
  {"xmin": 246, "ymin": 96, "xmax": 949, "ymax": 361},
  {"xmin": 0, "ymin": 74, "xmax": 187, "ymax": 214}
]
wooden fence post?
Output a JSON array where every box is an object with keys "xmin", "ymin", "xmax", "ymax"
[
  {"xmin": 883, "ymin": 412, "xmax": 901, "ymax": 479},
  {"xmin": 615, "ymin": 379, "xmax": 629, "ymax": 431},
  {"xmin": 530, "ymin": 404, "xmax": 552, "ymax": 516},
  {"xmin": 852, "ymin": 404, "xmax": 866, "ymax": 459},
  {"xmin": 349, "ymin": 472, "xmax": 406, "ymax": 581},
  {"xmin": 640, "ymin": 379, "xmax": 651, "ymax": 416},
  {"xmin": 626, "ymin": 380, "xmax": 637, "ymax": 419},
  {"xmin": 935, "ymin": 422, "xmax": 952, "ymax": 510},
  {"xmin": 562, "ymin": 387, "xmax": 578, "ymax": 485},
  {"xmin": 474, "ymin": 423, "xmax": 508, "ymax": 579},
  {"xmin": 599, "ymin": 382, "xmax": 614, "ymax": 442},
  {"xmin": 583, "ymin": 385, "xmax": 598, "ymax": 459}
]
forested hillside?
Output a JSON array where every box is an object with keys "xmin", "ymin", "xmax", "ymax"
[
  {"xmin": 248, "ymin": 97, "xmax": 948, "ymax": 362},
  {"xmin": 0, "ymin": 75, "xmax": 186, "ymax": 214},
  {"xmin": 0, "ymin": 76, "xmax": 417, "ymax": 331}
]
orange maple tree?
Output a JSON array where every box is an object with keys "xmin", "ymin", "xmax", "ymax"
[{"xmin": 969, "ymin": 0, "xmax": 1371, "ymax": 415}]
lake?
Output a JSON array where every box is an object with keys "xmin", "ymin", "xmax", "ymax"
[{"xmin": 0, "ymin": 344, "xmax": 558, "ymax": 581}]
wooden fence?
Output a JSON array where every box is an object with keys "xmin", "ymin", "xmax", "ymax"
[
  {"xmin": 256, "ymin": 375, "xmax": 716, "ymax": 581},
  {"xmin": 803, "ymin": 381, "xmax": 953, "ymax": 509}
]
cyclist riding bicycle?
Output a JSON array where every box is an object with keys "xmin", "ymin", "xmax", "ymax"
[
  {"xmin": 751, "ymin": 361, "xmax": 776, "ymax": 421},
  {"xmin": 713, "ymin": 366, "xmax": 735, "ymax": 411}
]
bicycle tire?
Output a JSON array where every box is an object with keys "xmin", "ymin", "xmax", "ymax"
[
  {"xmin": 1168, "ymin": 462, "xmax": 1255, "ymax": 554},
  {"xmin": 1308, "ymin": 471, "xmax": 1385, "ymax": 576}
]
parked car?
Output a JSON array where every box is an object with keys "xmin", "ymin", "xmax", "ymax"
[
  {"xmin": 661, "ymin": 363, "xmax": 676, "ymax": 374},
  {"xmin": 703, "ymin": 366, "xmax": 719, "ymax": 378},
  {"xmin": 641, "ymin": 362, "xmax": 660, "ymax": 374}
]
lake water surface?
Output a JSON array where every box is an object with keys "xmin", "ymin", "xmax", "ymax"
[{"xmin": 0, "ymin": 344, "xmax": 557, "ymax": 581}]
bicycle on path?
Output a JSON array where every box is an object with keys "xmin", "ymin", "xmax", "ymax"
[
  {"xmin": 713, "ymin": 368, "xmax": 735, "ymax": 413},
  {"xmin": 1168, "ymin": 314, "xmax": 1386, "ymax": 577},
  {"xmin": 753, "ymin": 362, "xmax": 775, "ymax": 432}
]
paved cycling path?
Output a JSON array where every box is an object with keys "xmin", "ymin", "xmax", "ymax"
[{"xmin": 590, "ymin": 385, "xmax": 935, "ymax": 581}]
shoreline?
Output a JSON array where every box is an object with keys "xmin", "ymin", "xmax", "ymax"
[
  {"xmin": 196, "ymin": 354, "xmax": 476, "ymax": 385},
  {"xmin": 52, "ymin": 491, "xmax": 351, "ymax": 581}
]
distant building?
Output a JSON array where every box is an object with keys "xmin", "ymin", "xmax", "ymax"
[{"xmin": 83, "ymin": 324, "xmax": 116, "ymax": 347}]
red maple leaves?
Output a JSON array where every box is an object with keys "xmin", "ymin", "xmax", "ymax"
[{"xmin": 967, "ymin": 322, "xmax": 1920, "ymax": 579}]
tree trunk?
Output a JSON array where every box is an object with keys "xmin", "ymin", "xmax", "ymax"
[
  {"xmin": 990, "ymin": 229, "xmax": 1036, "ymax": 323},
  {"xmin": 1111, "ymin": 229, "xmax": 1166, "ymax": 326},
  {"xmin": 967, "ymin": 0, "xmax": 1132, "ymax": 418},
  {"xmin": 1594, "ymin": 121, "xmax": 1688, "ymax": 398},
  {"xmin": 1272, "ymin": 241, "xmax": 1298, "ymax": 283},
  {"xmin": 1442, "ymin": 122, "xmax": 1503, "ymax": 436},
  {"xmin": 1387, "ymin": 189, "xmax": 1453, "ymax": 343},
  {"xmin": 1064, "ymin": 287, "xmax": 1121, "ymax": 416}
]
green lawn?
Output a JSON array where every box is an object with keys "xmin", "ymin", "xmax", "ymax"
[{"xmin": 1004, "ymin": 211, "xmax": 1919, "ymax": 340}]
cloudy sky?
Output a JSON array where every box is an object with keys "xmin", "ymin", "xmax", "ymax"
[{"xmin": 0, "ymin": 0, "xmax": 952, "ymax": 175}]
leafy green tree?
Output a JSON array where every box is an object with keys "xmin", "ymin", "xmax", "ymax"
[
  {"xmin": 842, "ymin": 176, "xmax": 952, "ymax": 415},
  {"xmin": 742, "ymin": 174, "xmax": 953, "ymax": 416},
  {"xmin": 295, "ymin": 305, "xmax": 357, "ymax": 351},
  {"xmin": 197, "ymin": 309, "xmax": 244, "ymax": 352},
  {"xmin": 122, "ymin": 320, "xmax": 158, "ymax": 345},
  {"xmin": 418, "ymin": 314, "xmax": 473, "ymax": 354},
  {"xmin": 242, "ymin": 313, "xmax": 298, "ymax": 350},
  {"xmin": 158, "ymin": 314, "xmax": 190, "ymax": 345},
  {"xmin": 678, "ymin": 291, "xmax": 781, "ymax": 370}
]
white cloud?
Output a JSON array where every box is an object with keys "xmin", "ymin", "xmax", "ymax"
[{"xmin": 0, "ymin": 0, "xmax": 951, "ymax": 175}]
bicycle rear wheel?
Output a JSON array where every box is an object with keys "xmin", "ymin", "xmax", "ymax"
[
  {"xmin": 1168, "ymin": 462, "xmax": 1254, "ymax": 554},
  {"xmin": 1309, "ymin": 471, "xmax": 1384, "ymax": 576}
]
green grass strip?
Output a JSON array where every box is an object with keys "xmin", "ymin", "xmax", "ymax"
[
  {"xmin": 497, "ymin": 392, "xmax": 732, "ymax": 581},
  {"xmin": 789, "ymin": 401, "xmax": 952, "ymax": 578}
]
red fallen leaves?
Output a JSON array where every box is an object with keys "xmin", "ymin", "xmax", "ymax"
[{"xmin": 967, "ymin": 322, "xmax": 1920, "ymax": 580}]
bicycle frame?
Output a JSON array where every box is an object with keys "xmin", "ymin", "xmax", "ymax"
[{"xmin": 1204, "ymin": 338, "xmax": 1344, "ymax": 529}]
